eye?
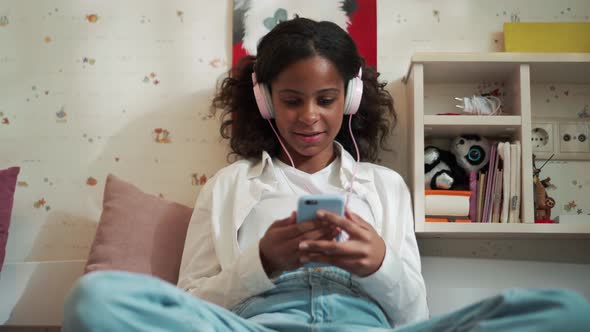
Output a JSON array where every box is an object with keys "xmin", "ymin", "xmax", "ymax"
[
  {"xmin": 317, "ymin": 97, "xmax": 335, "ymax": 107},
  {"xmin": 282, "ymin": 98, "xmax": 301, "ymax": 106}
]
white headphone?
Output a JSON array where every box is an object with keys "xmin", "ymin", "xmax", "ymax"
[{"xmin": 252, "ymin": 68, "xmax": 364, "ymax": 119}]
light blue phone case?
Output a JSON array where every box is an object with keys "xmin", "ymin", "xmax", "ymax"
[
  {"xmin": 297, "ymin": 194, "xmax": 345, "ymax": 223},
  {"xmin": 297, "ymin": 195, "xmax": 345, "ymax": 268}
]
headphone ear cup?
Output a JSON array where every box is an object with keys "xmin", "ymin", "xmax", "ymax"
[
  {"xmin": 252, "ymin": 72, "xmax": 275, "ymax": 119},
  {"xmin": 344, "ymin": 69, "xmax": 363, "ymax": 115},
  {"xmin": 259, "ymin": 82, "xmax": 275, "ymax": 119}
]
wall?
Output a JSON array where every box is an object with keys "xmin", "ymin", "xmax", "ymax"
[{"xmin": 1, "ymin": 0, "xmax": 590, "ymax": 326}]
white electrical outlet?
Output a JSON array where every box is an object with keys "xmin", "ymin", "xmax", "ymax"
[
  {"xmin": 559, "ymin": 122, "xmax": 590, "ymax": 153},
  {"xmin": 531, "ymin": 122, "xmax": 554, "ymax": 153}
]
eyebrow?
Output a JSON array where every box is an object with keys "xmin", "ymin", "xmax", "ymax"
[{"xmin": 278, "ymin": 88, "xmax": 340, "ymax": 95}]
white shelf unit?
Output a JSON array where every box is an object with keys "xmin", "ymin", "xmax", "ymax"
[{"xmin": 405, "ymin": 52, "xmax": 590, "ymax": 238}]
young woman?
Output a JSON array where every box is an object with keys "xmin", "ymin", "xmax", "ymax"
[{"xmin": 63, "ymin": 18, "xmax": 590, "ymax": 331}]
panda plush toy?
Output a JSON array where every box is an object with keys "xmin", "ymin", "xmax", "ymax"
[{"xmin": 425, "ymin": 134, "xmax": 491, "ymax": 190}]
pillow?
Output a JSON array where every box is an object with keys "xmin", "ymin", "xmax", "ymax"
[
  {"xmin": 85, "ymin": 174, "xmax": 193, "ymax": 284},
  {"xmin": 0, "ymin": 166, "xmax": 20, "ymax": 272}
]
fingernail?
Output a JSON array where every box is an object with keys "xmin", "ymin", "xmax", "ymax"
[
  {"xmin": 299, "ymin": 242, "xmax": 308, "ymax": 249},
  {"xmin": 316, "ymin": 210, "xmax": 325, "ymax": 218}
]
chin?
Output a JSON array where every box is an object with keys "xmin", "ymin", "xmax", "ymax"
[{"xmin": 292, "ymin": 142, "xmax": 334, "ymax": 159}]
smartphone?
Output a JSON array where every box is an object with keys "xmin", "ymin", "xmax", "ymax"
[
  {"xmin": 296, "ymin": 195, "xmax": 345, "ymax": 268},
  {"xmin": 297, "ymin": 195, "xmax": 345, "ymax": 223}
]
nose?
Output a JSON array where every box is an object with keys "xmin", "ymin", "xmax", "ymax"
[{"xmin": 298, "ymin": 101, "xmax": 319, "ymax": 125}]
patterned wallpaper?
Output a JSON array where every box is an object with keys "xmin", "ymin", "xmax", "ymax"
[
  {"xmin": 1, "ymin": 0, "xmax": 589, "ymax": 264},
  {"xmin": 1, "ymin": 0, "xmax": 231, "ymax": 262},
  {"xmin": 539, "ymin": 161, "xmax": 590, "ymax": 218}
]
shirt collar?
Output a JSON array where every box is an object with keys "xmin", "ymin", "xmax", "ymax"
[
  {"xmin": 246, "ymin": 141, "xmax": 372, "ymax": 183},
  {"xmin": 247, "ymin": 150, "xmax": 273, "ymax": 179}
]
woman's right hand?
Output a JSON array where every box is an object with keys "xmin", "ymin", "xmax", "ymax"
[{"xmin": 259, "ymin": 211, "xmax": 339, "ymax": 277}]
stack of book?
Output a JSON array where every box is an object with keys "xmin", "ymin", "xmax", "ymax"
[{"xmin": 425, "ymin": 140, "xmax": 522, "ymax": 223}]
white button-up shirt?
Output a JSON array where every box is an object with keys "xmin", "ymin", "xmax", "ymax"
[{"xmin": 177, "ymin": 144, "xmax": 429, "ymax": 327}]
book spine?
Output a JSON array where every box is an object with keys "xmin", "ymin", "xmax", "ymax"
[
  {"xmin": 482, "ymin": 143, "xmax": 498, "ymax": 223},
  {"xmin": 469, "ymin": 171, "xmax": 477, "ymax": 221}
]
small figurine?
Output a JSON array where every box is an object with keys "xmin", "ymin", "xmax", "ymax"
[{"xmin": 532, "ymin": 154, "xmax": 555, "ymax": 221}]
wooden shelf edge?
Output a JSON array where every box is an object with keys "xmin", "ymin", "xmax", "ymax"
[
  {"xmin": 415, "ymin": 223, "xmax": 590, "ymax": 239},
  {"xmin": 423, "ymin": 115, "xmax": 522, "ymax": 126},
  {"xmin": 411, "ymin": 52, "xmax": 590, "ymax": 64},
  {"xmin": 403, "ymin": 52, "xmax": 590, "ymax": 84}
]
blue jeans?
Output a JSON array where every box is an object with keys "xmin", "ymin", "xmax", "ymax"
[{"xmin": 63, "ymin": 268, "xmax": 590, "ymax": 331}]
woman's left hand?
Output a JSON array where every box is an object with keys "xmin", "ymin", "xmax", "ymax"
[{"xmin": 298, "ymin": 209, "xmax": 386, "ymax": 277}]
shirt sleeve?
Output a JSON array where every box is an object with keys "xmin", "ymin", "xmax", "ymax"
[
  {"xmin": 176, "ymin": 177, "xmax": 276, "ymax": 309},
  {"xmin": 353, "ymin": 172, "xmax": 429, "ymax": 327}
]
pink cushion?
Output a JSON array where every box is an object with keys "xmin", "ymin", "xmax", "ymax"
[
  {"xmin": 0, "ymin": 166, "xmax": 20, "ymax": 272},
  {"xmin": 85, "ymin": 174, "xmax": 193, "ymax": 284}
]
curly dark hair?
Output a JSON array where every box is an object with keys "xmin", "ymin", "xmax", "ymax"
[{"xmin": 212, "ymin": 17, "xmax": 395, "ymax": 162}]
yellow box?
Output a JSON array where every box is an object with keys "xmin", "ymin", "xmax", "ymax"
[{"xmin": 504, "ymin": 22, "xmax": 590, "ymax": 53}]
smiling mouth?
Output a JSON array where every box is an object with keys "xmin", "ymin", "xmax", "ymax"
[
  {"xmin": 296, "ymin": 131, "xmax": 322, "ymax": 136},
  {"xmin": 294, "ymin": 131, "xmax": 325, "ymax": 143}
]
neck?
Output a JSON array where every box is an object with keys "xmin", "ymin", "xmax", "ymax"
[{"xmin": 278, "ymin": 144, "xmax": 337, "ymax": 174}]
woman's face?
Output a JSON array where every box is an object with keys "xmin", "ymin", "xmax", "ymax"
[{"xmin": 270, "ymin": 55, "xmax": 345, "ymax": 171}]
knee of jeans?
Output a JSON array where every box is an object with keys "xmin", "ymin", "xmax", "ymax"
[
  {"xmin": 507, "ymin": 288, "xmax": 590, "ymax": 332},
  {"xmin": 547, "ymin": 289, "xmax": 590, "ymax": 329},
  {"xmin": 63, "ymin": 271, "xmax": 126, "ymax": 329},
  {"xmin": 535, "ymin": 288, "xmax": 587, "ymax": 308}
]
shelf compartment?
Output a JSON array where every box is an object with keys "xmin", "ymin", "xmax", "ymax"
[{"xmin": 403, "ymin": 53, "xmax": 590, "ymax": 239}]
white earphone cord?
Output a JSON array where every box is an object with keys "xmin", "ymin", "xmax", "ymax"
[{"xmin": 268, "ymin": 115, "xmax": 360, "ymax": 209}]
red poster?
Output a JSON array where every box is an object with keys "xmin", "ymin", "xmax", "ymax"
[{"xmin": 232, "ymin": 0, "xmax": 377, "ymax": 68}]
